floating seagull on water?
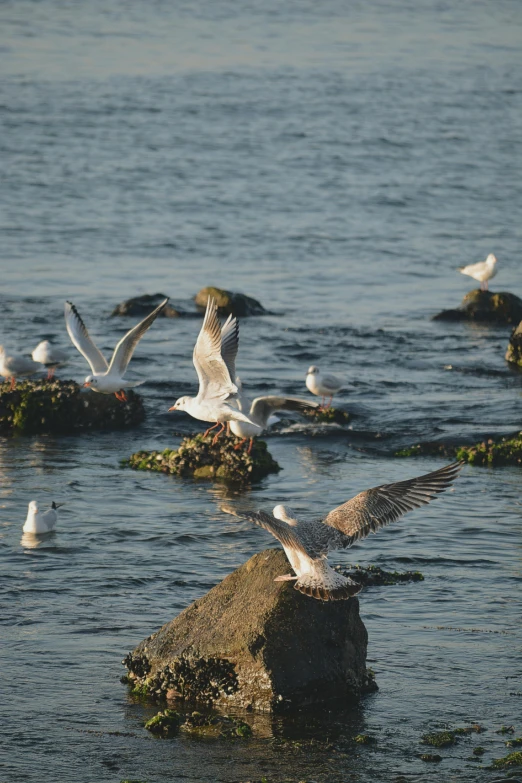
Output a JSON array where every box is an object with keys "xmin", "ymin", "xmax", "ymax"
[
  {"xmin": 64, "ymin": 298, "xmax": 168, "ymax": 400},
  {"xmin": 225, "ymin": 462, "xmax": 461, "ymax": 601},
  {"xmin": 32, "ymin": 341, "xmax": 68, "ymax": 379},
  {"xmin": 0, "ymin": 346, "xmax": 43, "ymax": 389},
  {"xmin": 458, "ymin": 253, "xmax": 498, "ymax": 291},
  {"xmin": 23, "ymin": 500, "xmax": 63, "ymax": 534},
  {"xmin": 230, "ymin": 376, "xmax": 319, "ymax": 452},
  {"xmin": 169, "ymin": 298, "xmax": 261, "ymax": 444},
  {"xmin": 306, "ymin": 365, "xmax": 345, "ymax": 408}
]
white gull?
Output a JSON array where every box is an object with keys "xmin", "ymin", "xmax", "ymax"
[
  {"xmin": 306, "ymin": 365, "xmax": 345, "ymax": 408},
  {"xmin": 0, "ymin": 346, "xmax": 43, "ymax": 389},
  {"xmin": 23, "ymin": 500, "xmax": 63, "ymax": 534},
  {"xmin": 32, "ymin": 341, "xmax": 68, "ymax": 379},
  {"xmin": 458, "ymin": 253, "xmax": 498, "ymax": 291}
]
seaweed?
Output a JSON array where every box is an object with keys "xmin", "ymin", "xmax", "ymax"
[
  {"xmin": 491, "ymin": 750, "xmax": 522, "ymax": 768},
  {"xmin": 144, "ymin": 709, "xmax": 181, "ymax": 737},
  {"xmin": 302, "ymin": 406, "xmax": 351, "ymax": 425}
]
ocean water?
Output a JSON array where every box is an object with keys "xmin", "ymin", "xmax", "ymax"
[{"xmin": 1, "ymin": 1, "xmax": 521, "ymax": 781}]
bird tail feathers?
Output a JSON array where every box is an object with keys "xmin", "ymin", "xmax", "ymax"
[{"xmin": 294, "ymin": 566, "xmax": 361, "ymax": 601}]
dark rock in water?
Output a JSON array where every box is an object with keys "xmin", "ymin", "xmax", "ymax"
[
  {"xmin": 194, "ymin": 286, "xmax": 266, "ymax": 317},
  {"xmin": 340, "ymin": 564, "xmax": 424, "ymax": 586},
  {"xmin": 111, "ymin": 293, "xmax": 181, "ymax": 318},
  {"xmin": 396, "ymin": 434, "xmax": 522, "ymax": 466},
  {"xmin": 303, "ymin": 406, "xmax": 351, "ymax": 425},
  {"xmin": 434, "ymin": 290, "xmax": 522, "ymax": 325},
  {"xmin": 0, "ymin": 379, "xmax": 144, "ymax": 435},
  {"xmin": 123, "ymin": 549, "xmax": 371, "ymax": 712},
  {"xmin": 144, "ymin": 709, "xmax": 181, "ymax": 737},
  {"xmin": 506, "ymin": 320, "xmax": 522, "ymax": 367},
  {"xmin": 124, "ymin": 433, "xmax": 280, "ymax": 483},
  {"xmin": 420, "ymin": 754, "xmax": 442, "ymax": 762}
]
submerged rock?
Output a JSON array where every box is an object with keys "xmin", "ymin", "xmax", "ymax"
[
  {"xmin": 125, "ymin": 433, "xmax": 281, "ymax": 483},
  {"xmin": 396, "ymin": 434, "xmax": 522, "ymax": 466},
  {"xmin": 123, "ymin": 549, "xmax": 371, "ymax": 712},
  {"xmin": 0, "ymin": 379, "xmax": 144, "ymax": 435},
  {"xmin": 505, "ymin": 321, "xmax": 522, "ymax": 367},
  {"xmin": 491, "ymin": 750, "xmax": 522, "ymax": 769},
  {"xmin": 111, "ymin": 293, "xmax": 182, "ymax": 318},
  {"xmin": 302, "ymin": 406, "xmax": 351, "ymax": 425},
  {"xmin": 339, "ymin": 564, "xmax": 424, "ymax": 587},
  {"xmin": 434, "ymin": 290, "xmax": 522, "ymax": 325},
  {"xmin": 194, "ymin": 287, "xmax": 266, "ymax": 317}
]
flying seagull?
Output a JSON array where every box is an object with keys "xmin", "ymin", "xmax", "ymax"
[
  {"xmin": 32, "ymin": 341, "xmax": 68, "ymax": 379},
  {"xmin": 64, "ymin": 298, "xmax": 168, "ymax": 400},
  {"xmin": 225, "ymin": 462, "xmax": 462, "ymax": 601},
  {"xmin": 169, "ymin": 298, "xmax": 261, "ymax": 444},
  {"xmin": 23, "ymin": 500, "xmax": 63, "ymax": 534},
  {"xmin": 458, "ymin": 253, "xmax": 498, "ymax": 291},
  {"xmin": 0, "ymin": 346, "xmax": 43, "ymax": 389},
  {"xmin": 306, "ymin": 365, "xmax": 345, "ymax": 408}
]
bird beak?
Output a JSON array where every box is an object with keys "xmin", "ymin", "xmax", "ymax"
[
  {"xmin": 83, "ymin": 382, "xmax": 91, "ymax": 387},
  {"xmin": 168, "ymin": 405, "xmax": 176, "ymax": 411}
]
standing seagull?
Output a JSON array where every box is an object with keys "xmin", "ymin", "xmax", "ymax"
[
  {"xmin": 23, "ymin": 500, "xmax": 63, "ymax": 534},
  {"xmin": 458, "ymin": 253, "xmax": 498, "ymax": 291},
  {"xmin": 306, "ymin": 365, "xmax": 345, "ymax": 408},
  {"xmin": 225, "ymin": 462, "xmax": 461, "ymax": 601},
  {"xmin": 32, "ymin": 341, "xmax": 68, "ymax": 379},
  {"xmin": 169, "ymin": 298, "xmax": 261, "ymax": 444},
  {"xmin": 64, "ymin": 298, "xmax": 168, "ymax": 400},
  {"xmin": 230, "ymin": 376, "xmax": 319, "ymax": 452},
  {"xmin": 0, "ymin": 346, "xmax": 43, "ymax": 389}
]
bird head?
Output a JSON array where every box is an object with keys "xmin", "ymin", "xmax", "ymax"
[
  {"xmin": 28, "ymin": 500, "xmax": 39, "ymax": 514},
  {"xmin": 83, "ymin": 375, "xmax": 98, "ymax": 388},
  {"xmin": 273, "ymin": 504, "xmax": 299, "ymax": 525},
  {"xmin": 307, "ymin": 365, "xmax": 319, "ymax": 376},
  {"xmin": 168, "ymin": 396, "xmax": 190, "ymax": 412},
  {"xmin": 487, "ymin": 254, "xmax": 497, "ymax": 266}
]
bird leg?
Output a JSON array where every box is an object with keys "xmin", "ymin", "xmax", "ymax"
[
  {"xmin": 226, "ymin": 422, "xmax": 231, "ymax": 435},
  {"xmin": 47, "ymin": 367, "xmax": 55, "ymax": 380},
  {"xmin": 274, "ymin": 574, "xmax": 298, "ymax": 582},
  {"xmin": 234, "ymin": 437, "xmax": 248, "ymax": 451},
  {"xmin": 203, "ymin": 422, "xmax": 220, "ymax": 438},
  {"xmin": 325, "ymin": 395, "xmax": 333, "ymax": 409},
  {"xmin": 211, "ymin": 422, "xmax": 226, "ymax": 445},
  {"xmin": 114, "ymin": 390, "xmax": 128, "ymax": 402},
  {"xmin": 247, "ymin": 437, "xmax": 254, "ymax": 455},
  {"xmin": 9, "ymin": 376, "xmax": 16, "ymax": 391}
]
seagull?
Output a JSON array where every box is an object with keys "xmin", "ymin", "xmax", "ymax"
[
  {"xmin": 230, "ymin": 376, "xmax": 319, "ymax": 452},
  {"xmin": 458, "ymin": 253, "xmax": 498, "ymax": 291},
  {"xmin": 0, "ymin": 346, "xmax": 43, "ymax": 389},
  {"xmin": 64, "ymin": 298, "xmax": 168, "ymax": 400},
  {"xmin": 32, "ymin": 341, "xmax": 68, "ymax": 379},
  {"xmin": 168, "ymin": 298, "xmax": 262, "ymax": 444},
  {"xmin": 306, "ymin": 365, "xmax": 345, "ymax": 408},
  {"xmin": 225, "ymin": 462, "xmax": 461, "ymax": 601},
  {"xmin": 23, "ymin": 500, "xmax": 63, "ymax": 534}
]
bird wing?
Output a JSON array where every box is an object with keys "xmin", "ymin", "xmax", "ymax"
[
  {"xmin": 64, "ymin": 302, "xmax": 109, "ymax": 374},
  {"xmin": 320, "ymin": 373, "xmax": 344, "ymax": 391},
  {"xmin": 322, "ymin": 462, "xmax": 462, "ymax": 541},
  {"xmin": 193, "ymin": 298, "xmax": 237, "ymax": 400},
  {"xmin": 249, "ymin": 396, "xmax": 319, "ymax": 427},
  {"xmin": 4, "ymin": 355, "xmax": 41, "ymax": 374},
  {"xmin": 107, "ymin": 297, "xmax": 168, "ymax": 377},
  {"xmin": 220, "ymin": 314, "xmax": 239, "ymax": 385}
]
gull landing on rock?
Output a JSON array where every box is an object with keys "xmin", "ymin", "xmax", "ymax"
[
  {"xmin": 64, "ymin": 298, "xmax": 168, "ymax": 401},
  {"xmin": 225, "ymin": 462, "xmax": 462, "ymax": 601}
]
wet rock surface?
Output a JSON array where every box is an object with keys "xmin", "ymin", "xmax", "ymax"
[
  {"xmin": 434, "ymin": 290, "xmax": 522, "ymax": 325},
  {"xmin": 0, "ymin": 379, "xmax": 144, "ymax": 435},
  {"xmin": 395, "ymin": 433, "xmax": 522, "ymax": 466},
  {"xmin": 194, "ymin": 286, "xmax": 266, "ymax": 317},
  {"xmin": 302, "ymin": 406, "xmax": 351, "ymax": 425},
  {"xmin": 111, "ymin": 293, "xmax": 183, "ymax": 318},
  {"xmin": 506, "ymin": 321, "xmax": 522, "ymax": 367},
  {"xmin": 123, "ymin": 549, "xmax": 370, "ymax": 713},
  {"xmin": 125, "ymin": 433, "xmax": 281, "ymax": 483},
  {"xmin": 339, "ymin": 564, "xmax": 424, "ymax": 587}
]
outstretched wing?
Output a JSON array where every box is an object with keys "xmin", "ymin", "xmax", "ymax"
[
  {"xmin": 249, "ymin": 396, "xmax": 319, "ymax": 427},
  {"xmin": 220, "ymin": 314, "xmax": 239, "ymax": 385},
  {"xmin": 323, "ymin": 462, "xmax": 462, "ymax": 542},
  {"xmin": 193, "ymin": 298, "xmax": 237, "ymax": 400},
  {"xmin": 64, "ymin": 301, "xmax": 108, "ymax": 374},
  {"xmin": 107, "ymin": 298, "xmax": 168, "ymax": 377}
]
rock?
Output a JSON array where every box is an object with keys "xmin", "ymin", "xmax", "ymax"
[
  {"xmin": 434, "ymin": 290, "xmax": 522, "ymax": 325},
  {"xmin": 420, "ymin": 754, "xmax": 442, "ymax": 762},
  {"xmin": 144, "ymin": 709, "xmax": 181, "ymax": 737},
  {"xmin": 421, "ymin": 731, "xmax": 456, "ymax": 748},
  {"xmin": 491, "ymin": 751, "xmax": 522, "ymax": 769},
  {"xmin": 123, "ymin": 549, "xmax": 371, "ymax": 712},
  {"xmin": 0, "ymin": 379, "xmax": 144, "ymax": 435},
  {"xmin": 302, "ymin": 406, "xmax": 351, "ymax": 425},
  {"xmin": 340, "ymin": 564, "xmax": 424, "ymax": 587},
  {"xmin": 124, "ymin": 433, "xmax": 281, "ymax": 484},
  {"xmin": 194, "ymin": 287, "xmax": 266, "ymax": 317},
  {"xmin": 111, "ymin": 293, "xmax": 182, "ymax": 318},
  {"xmin": 506, "ymin": 321, "xmax": 522, "ymax": 367},
  {"xmin": 396, "ymin": 435, "xmax": 522, "ymax": 466}
]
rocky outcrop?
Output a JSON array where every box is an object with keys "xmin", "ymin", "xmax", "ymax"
[
  {"xmin": 434, "ymin": 290, "xmax": 522, "ymax": 325},
  {"xmin": 194, "ymin": 287, "xmax": 266, "ymax": 317},
  {"xmin": 111, "ymin": 293, "xmax": 182, "ymax": 318},
  {"xmin": 395, "ymin": 434, "xmax": 522, "ymax": 466},
  {"xmin": 125, "ymin": 433, "xmax": 280, "ymax": 483},
  {"xmin": 506, "ymin": 321, "xmax": 522, "ymax": 367},
  {"xmin": 123, "ymin": 549, "xmax": 372, "ymax": 713},
  {"xmin": 0, "ymin": 379, "xmax": 144, "ymax": 435}
]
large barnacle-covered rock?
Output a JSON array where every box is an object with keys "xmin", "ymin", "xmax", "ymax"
[
  {"xmin": 194, "ymin": 287, "xmax": 266, "ymax": 317},
  {"xmin": 125, "ymin": 433, "xmax": 280, "ymax": 483},
  {"xmin": 122, "ymin": 549, "xmax": 371, "ymax": 713},
  {"xmin": 0, "ymin": 379, "xmax": 144, "ymax": 435},
  {"xmin": 505, "ymin": 320, "xmax": 522, "ymax": 367},
  {"xmin": 434, "ymin": 290, "xmax": 522, "ymax": 325}
]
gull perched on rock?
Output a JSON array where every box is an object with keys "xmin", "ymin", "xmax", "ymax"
[
  {"xmin": 0, "ymin": 346, "xmax": 43, "ymax": 389},
  {"xmin": 458, "ymin": 253, "xmax": 498, "ymax": 291},
  {"xmin": 225, "ymin": 462, "xmax": 461, "ymax": 601},
  {"xmin": 32, "ymin": 341, "xmax": 68, "ymax": 379},
  {"xmin": 64, "ymin": 298, "xmax": 168, "ymax": 400},
  {"xmin": 306, "ymin": 365, "xmax": 345, "ymax": 408},
  {"xmin": 23, "ymin": 500, "xmax": 63, "ymax": 534},
  {"xmin": 230, "ymin": 376, "xmax": 319, "ymax": 452},
  {"xmin": 169, "ymin": 298, "xmax": 261, "ymax": 444}
]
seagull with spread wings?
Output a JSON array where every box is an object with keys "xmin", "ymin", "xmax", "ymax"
[
  {"xmin": 168, "ymin": 297, "xmax": 261, "ymax": 444},
  {"xmin": 64, "ymin": 298, "xmax": 168, "ymax": 400},
  {"xmin": 225, "ymin": 462, "xmax": 462, "ymax": 601}
]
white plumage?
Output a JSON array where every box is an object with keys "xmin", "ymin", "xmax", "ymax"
[
  {"xmin": 32, "ymin": 341, "xmax": 68, "ymax": 379},
  {"xmin": 23, "ymin": 500, "xmax": 62, "ymax": 534},
  {"xmin": 0, "ymin": 346, "xmax": 43, "ymax": 389},
  {"xmin": 458, "ymin": 253, "xmax": 498, "ymax": 291},
  {"xmin": 305, "ymin": 365, "xmax": 345, "ymax": 407}
]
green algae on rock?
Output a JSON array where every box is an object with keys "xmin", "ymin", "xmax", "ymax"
[
  {"xmin": 125, "ymin": 433, "xmax": 281, "ymax": 483},
  {"xmin": 0, "ymin": 379, "xmax": 144, "ymax": 435},
  {"xmin": 491, "ymin": 750, "xmax": 522, "ymax": 768},
  {"xmin": 302, "ymin": 406, "xmax": 351, "ymax": 425},
  {"xmin": 420, "ymin": 753, "xmax": 442, "ymax": 762},
  {"xmin": 194, "ymin": 287, "xmax": 266, "ymax": 317},
  {"xmin": 506, "ymin": 320, "xmax": 522, "ymax": 367},
  {"xmin": 144, "ymin": 709, "xmax": 181, "ymax": 737},
  {"xmin": 421, "ymin": 731, "xmax": 456, "ymax": 748},
  {"xmin": 434, "ymin": 289, "xmax": 522, "ymax": 325},
  {"xmin": 353, "ymin": 734, "xmax": 375, "ymax": 744},
  {"xmin": 396, "ymin": 434, "xmax": 522, "ymax": 466}
]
